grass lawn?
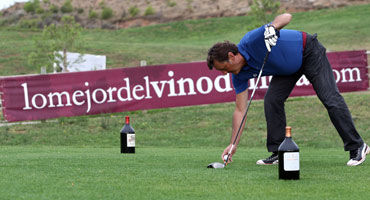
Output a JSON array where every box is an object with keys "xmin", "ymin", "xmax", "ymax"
[
  {"xmin": 0, "ymin": 146, "xmax": 369, "ymax": 200},
  {"xmin": 1, "ymin": 92, "xmax": 369, "ymax": 149},
  {"xmin": 0, "ymin": 3, "xmax": 369, "ymax": 200}
]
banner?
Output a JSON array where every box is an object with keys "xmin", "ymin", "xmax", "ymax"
[
  {"xmin": 0, "ymin": 50, "xmax": 368, "ymax": 122},
  {"xmin": 250, "ymin": 50, "xmax": 369, "ymax": 99}
]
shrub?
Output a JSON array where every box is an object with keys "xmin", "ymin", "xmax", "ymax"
[
  {"xmin": 24, "ymin": 0, "xmax": 41, "ymax": 13},
  {"xmin": 89, "ymin": 10, "xmax": 98, "ymax": 19},
  {"xmin": 61, "ymin": 0, "xmax": 73, "ymax": 13},
  {"xmin": 166, "ymin": 0, "xmax": 176, "ymax": 7},
  {"xmin": 24, "ymin": 2, "xmax": 34, "ymax": 13},
  {"xmin": 144, "ymin": 6, "xmax": 155, "ymax": 16},
  {"xmin": 0, "ymin": 18, "xmax": 8, "ymax": 27},
  {"xmin": 250, "ymin": 0, "xmax": 281, "ymax": 23},
  {"xmin": 50, "ymin": 4, "xmax": 59, "ymax": 13},
  {"xmin": 129, "ymin": 6, "xmax": 139, "ymax": 17},
  {"xmin": 77, "ymin": 8, "xmax": 84, "ymax": 14},
  {"xmin": 99, "ymin": 1, "xmax": 106, "ymax": 8},
  {"xmin": 101, "ymin": 7, "xmax": 113, "ymax": 20},
  {"xmin": 36, "ymin": 7, "xmax": 44, "ymax": 14},
  {"xmin": 17, "ymin": 19, "xmax": 40, "ymax": 29}
]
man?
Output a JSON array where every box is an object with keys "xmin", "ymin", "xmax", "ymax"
[{"xmin": 206, "ymin": 13, "xmax": 369, "ymax": 166}]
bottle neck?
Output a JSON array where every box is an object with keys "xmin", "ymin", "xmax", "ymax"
[
  {"xmin": 285, "ymin": 126, "xmax": 292, "ymax": 137},
  {"xmin": 125, "ymin": 116, "xmax": 130, "ymax": 124}
]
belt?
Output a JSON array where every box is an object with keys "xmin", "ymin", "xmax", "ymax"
[{"xmin": 302, "ymin": 31, "xmax": 307, "ymax": 52}]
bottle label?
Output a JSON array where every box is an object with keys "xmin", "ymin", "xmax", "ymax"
[
  {"xmin": 284, "ymin": 152, "xmax": 299, "ymax": 171},
  {"xmin": 127, "ymin": 134, "xmax": 135, "ymax": 147}
]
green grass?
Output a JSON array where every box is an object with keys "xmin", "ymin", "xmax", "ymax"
[
  {"xmin": 0, "ymin": 4, "xmax": 370, "ymax": 199},
  {"xmin": 0, "ymin": 146, "xmax": 369, "ymax": 200},
  {"xmin": 0, "ymin": 92, "xmax": 369, "ymax": 199},
  {"xmin": 1, "ymin": 92, "xmax": 369, "ymax": 148}
]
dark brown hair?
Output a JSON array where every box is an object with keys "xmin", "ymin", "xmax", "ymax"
[{"xmin": 207, "ymin": 41, "xmax": 239, "ymax": 70}]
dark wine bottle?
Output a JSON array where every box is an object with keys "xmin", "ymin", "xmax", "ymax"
[
  {"xmin": 278, "ymin": 126, "xmax": 299, "ymax": 180},
  {"xmin": 120, "ymin": 116, "xmax": 135, "ymax": 153}
]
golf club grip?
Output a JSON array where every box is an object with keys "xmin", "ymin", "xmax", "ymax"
[
  {"xmin": 224, "ymin": 145, "xmax": 234, "ymax": 165},
  {"xmin": 230, "ymin": 52, "xmax": 270, "ymax": 147}
]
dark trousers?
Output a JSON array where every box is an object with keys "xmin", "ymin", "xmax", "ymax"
[{"xmin": 264, "ymin": 33, "xmax": 363, "ymax": 152}]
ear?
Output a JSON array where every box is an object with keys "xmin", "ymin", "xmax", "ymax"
[{"xmin": 227, "ymin": 52, "xmax": 236, "ymax": 60}]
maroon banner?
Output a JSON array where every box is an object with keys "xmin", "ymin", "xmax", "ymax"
[
  {"xmin": 0, "ymin": 62, "xmax": 234, "ymax": 122},
  {"xmin": 0, "ymin": 50, "xmax": 368, "ymax": 122},
  {"xmin": 251, "ymin": 50, "xmax": 369, "ymax": 99}
]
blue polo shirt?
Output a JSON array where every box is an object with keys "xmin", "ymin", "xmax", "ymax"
[{"xmin": 232, "ymin": 25, "xmax": 304, "ymax": 94}]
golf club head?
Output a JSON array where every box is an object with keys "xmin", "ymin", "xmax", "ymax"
[{"xmin": 207, "ymin": 162, "xmax": 225, "ymax": 169}]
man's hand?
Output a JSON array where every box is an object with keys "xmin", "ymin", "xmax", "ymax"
[
  {"xmin": 264, "ymin": 24, "xmax": 278, "ymax": 52},
  {"xmin": 221, "ymin": 144, "xmax": 237, "ymax": 164}
]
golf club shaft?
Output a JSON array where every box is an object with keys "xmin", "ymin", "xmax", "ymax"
[{"xmin": 225, "ymin": 52, "xmax": 270, "ymax": 165}]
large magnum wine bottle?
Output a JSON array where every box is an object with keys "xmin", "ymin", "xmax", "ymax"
[
  {"xmin": 120, "ymin": 116, "xmax": 135, "ymax": 153},
  {"xmin": 278, "ymin": 126, "xmax": 299, "ymax": 180}
]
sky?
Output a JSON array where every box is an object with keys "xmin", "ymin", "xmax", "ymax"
[{"xmin": 0, "ymin": 0, "xmax": 29, "ymax": 11}]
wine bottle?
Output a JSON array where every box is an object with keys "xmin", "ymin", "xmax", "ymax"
[
  {"xmin": 278, "ymin": 126, "xmax": 299, "ymax": 180},
  {"xmin": 120, "ymin": 116, "xmax": 135, "ymax": 153}
]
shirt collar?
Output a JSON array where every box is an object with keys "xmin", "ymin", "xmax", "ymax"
[{"xmin": 237, "ymin": 45, "xmax": 250, "ymax": 68}]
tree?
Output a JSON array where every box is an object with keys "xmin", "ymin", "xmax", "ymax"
[
  {"xmin": 28, "ymin": 16, "xmax": 83, "ymax": 73},
  {"xmin": 61, "ymin": 0, "xmax": 73, "ymax": 13},
  {"xmin": 23, "ymin": 0, "xmax": 41, "ymax": 14},
  {"xmin": 250, "ymin": 0, "xmax": 281, "ymax": 24}
]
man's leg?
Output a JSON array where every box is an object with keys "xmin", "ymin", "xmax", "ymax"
[
  {"xmin": 264, "ymin": 72, "xmax": 302, "ymax": 152},
  {"xmin": 302, "ymin": 39, "xmax": 363, "ymax": 151}
]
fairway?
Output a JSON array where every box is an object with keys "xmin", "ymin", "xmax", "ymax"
[{"xmin": 0, "ymin": 146, "xmax": 369, "ymax": 200}]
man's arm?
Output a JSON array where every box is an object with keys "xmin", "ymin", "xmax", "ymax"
[
  {"xmin": 264, "ymin": 13, "xmax": 292, "ymax": 52},
  {"xmin": 231, "ymin": 89, "xmax": 248, "ymax": 145},
  {"xmin": 271, "ymin": 13, "xmax": 292, "ymax": 30},
  {"xmin": 221, "ymin": 89, "xmax": 248, "ymax": 162}
]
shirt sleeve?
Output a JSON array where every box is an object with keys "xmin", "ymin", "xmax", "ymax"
[
  {"xmin": 247, "ymin": 25, "xmax": 266, "ymax": 45},
  {"xmin": 232, "ymin": 74, "xmax": 249, "ymax": 94}
]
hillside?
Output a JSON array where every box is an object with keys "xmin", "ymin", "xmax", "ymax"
[
  {"xmin": 0, "ymin": 4, "xmax": 369, "ymax": 77},
  {"xmin": 1, "ymin": 0, "xmax": 370, "ymax": 29}
]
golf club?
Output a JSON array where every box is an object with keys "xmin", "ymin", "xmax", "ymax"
[{"xmin": 207, "ymin": 51, "xmax": 270, "ymax": 169}]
